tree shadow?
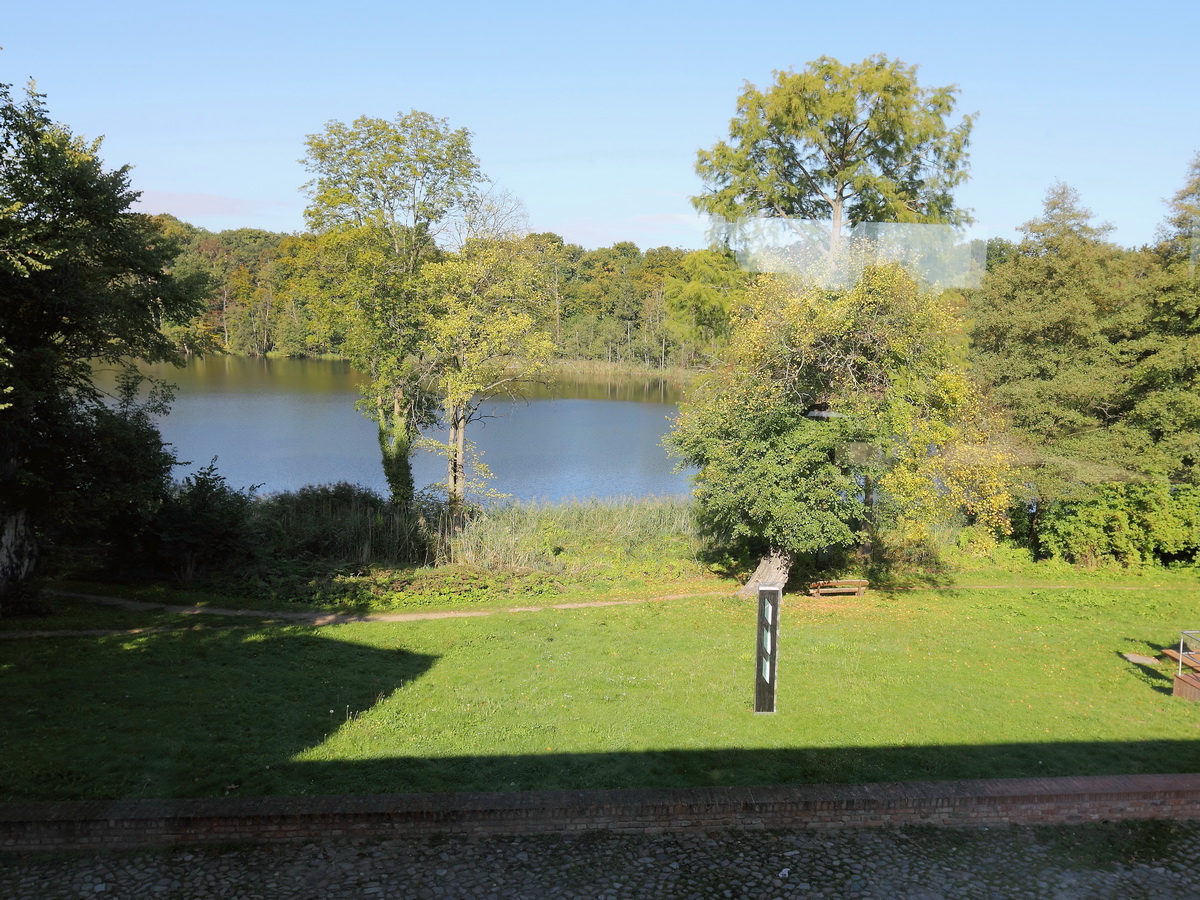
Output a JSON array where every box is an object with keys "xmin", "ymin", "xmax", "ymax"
[
  {"xmin": 1115, "ymin": 647, "xmax": 1176, "ymax": 696},
  {"xmin": 1, "ymin": 627, "xmax": 437, "ymax": 800}
]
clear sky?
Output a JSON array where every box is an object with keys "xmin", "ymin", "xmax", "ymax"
[{"xmin": 5, "ymin": 1, "xmax": 1197, "ymax": 250}]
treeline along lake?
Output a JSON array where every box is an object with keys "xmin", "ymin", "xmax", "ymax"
[{"xmin": 112, "ymin": 357, "xmax": 693, "ymax": 502}]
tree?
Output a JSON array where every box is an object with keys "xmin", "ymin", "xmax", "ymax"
[
  {"xmin": 0, "ymin": 83, "xmax": 201, "ymax": 606},
  {"xmin": 415, "ymin": 235, "xmax": 554, "ymax": 518},
  {"xmin": 668, "ymin": 263, "xmax": 1011, "ymax": 592},
  {"xmin": 302, "ymin": 111, "xmax": 481, "ymax": 276},
  {"xmin": 969, "ymin": 185, "xmax": 1156, "ymax": 483},
  {"xmin": 1128, "ymin": 157, "xmax": 1200, "ymax": 485},
  {"xmin": 1157, "ymin": 151, "xmax": 1200, "ymax": 267},
  {"xmin": 664, "ymin": 248, "xmax": 748, "ymax": 365},
  {"xmin": 300, "ymin": 111, "xmax": 485, "ymax": 510},
  {"xmin": 694, "ymin": 55, "xmax": 974, "ymax": 248}
]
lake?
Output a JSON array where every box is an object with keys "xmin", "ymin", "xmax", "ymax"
[{"xmin": 115, "ymin": 357, "xmax": 694, "ymax": 502}]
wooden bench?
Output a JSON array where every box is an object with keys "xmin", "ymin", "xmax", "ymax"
[
  {"xmin": 1162, "ymin": 648, "xmax": 1200, "ymax": 672},
  {"xmin": 808, "ymin": 579, "xmax": 869, "ymax": 598}
]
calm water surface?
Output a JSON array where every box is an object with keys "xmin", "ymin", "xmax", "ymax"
[{"xmin": 124, "ymin": 358, "xmax": 693, "ymax": 502}]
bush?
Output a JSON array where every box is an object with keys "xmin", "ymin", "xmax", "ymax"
[
  {"xmin": 1039, "ymin": 481, "xmax": 1200, "ymax": 566},
  {"xmin": 152, "ymin": 461, "xmax": 257, "ymax": 584}
]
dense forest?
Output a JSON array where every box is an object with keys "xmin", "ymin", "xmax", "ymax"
[{"xmin": 157, "ymin": 220, "xmax": 747, "ymax": 371}]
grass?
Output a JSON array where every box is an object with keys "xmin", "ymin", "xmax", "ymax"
[
  {"xmin": 2, "ymin": 565, "xmax": 1198, "ymax": 802},
  {"xmin": 0, "ymin": 592, "xmax": 278, "ymax": 633},
  {"xmin": 57, "ymin": 496, "xmax": 714, "ymax": 614}
]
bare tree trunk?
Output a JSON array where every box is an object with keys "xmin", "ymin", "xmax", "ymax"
[
  {"xmin": 447, "ymin": 405, "xmax": 467, "ymax": 522},
  {"xmin": 830, "ymin": 195, "xmax": 845, "ymax": 255},
  {"xmin": 736, "ymin": 547, "xmax": 793, "ymax": 598},
  {"xmin": 0, "ymin": 509, "xmax": 37, "ymax": 612}
]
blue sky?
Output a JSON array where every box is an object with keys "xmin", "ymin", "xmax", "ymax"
[{"xmin": 5, "ymin": 1, "xmax": 1197, "ymax": 250}]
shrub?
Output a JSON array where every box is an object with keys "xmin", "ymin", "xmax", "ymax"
[
  {"xmin": 1039, "ymin": 481, "xmax": 1200, "ymax": 566},
  {"xmin": 152, "ymin": 461, "xmax": 257, "ymax": 584}
]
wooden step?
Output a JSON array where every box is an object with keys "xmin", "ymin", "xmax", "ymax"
[{"xmin": 1173, "ymin": 672, "xmax": 1200, "ymax": 701}]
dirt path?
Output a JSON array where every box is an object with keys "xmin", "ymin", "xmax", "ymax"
[
  {"xmin": 0, "ymin": 589, "xmax": 722, "ymax": 638},
  {"xmin": 4, "ymin": 580, "xmax": 1181, "ymax": 639}
]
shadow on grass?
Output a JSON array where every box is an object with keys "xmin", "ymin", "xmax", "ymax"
[
  {"xmin": 0, "ymin": 627, "xmax": 437, "ymax": 801},
  {"xmin": 281, "ymin": 739, "xmax": 1200, "ymax": 797},
  {"xmin": 1115, "ymin": 648, "xmax": 1177, "ymax": 696}
]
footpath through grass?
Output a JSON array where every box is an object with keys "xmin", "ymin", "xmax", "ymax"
[{"xmin": 2, "ymin": 564, "xmax": 1198, "ymax": 802}]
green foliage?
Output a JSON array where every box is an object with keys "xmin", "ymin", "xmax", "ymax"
[
  {"xmin": 45, "ymin": 371, "xmax": 177, "ymax": 562},
  {"xmin": 969, "ymin": 177, "xmax": 1200, "ymax": 566},
  {"xmin": 971, "ymin": 184, "xmax": 1183, "ymax": 484},
  {"xmin": 0, "ymin": 82, "xmax": 202, "ymax": 602},
  {"xmin": 416, "ymin": 235, "xmax": 555, "ymax": 511},
  {"xmin": 320, "ymin": 565, "xmax": 563, "ymax": 609},
  {"xmin": 1038, "ymin": 481, "xmax": 1200, "ymax": 567},
  {"xmin": 448, "ymin": 497, "xmax": 700, "ymax": 581},
  {"xmin": 251, "ymin": 482, "xmax": 425, "ymax": 568},
  {"xmin": 694, "ymin": 55, "xmax": 974, "ymax": 241},
  {"xmin": 669, "ymin": 264, "xmax": 1013, "ymax": 563},
  {"xmin": 663, "ymin": 249, "xmax": 748, "ymax": 364},
  {"xmin": 301, "ymin": 110, "xmax": 481, "ymax": 273},
  {"xmin": 298, "ymin": 112, "xmax": 489, "ymax": 509},
  {"xmin": 151, "ymin": 462, "xmax": 258, "ymax": 585},
  {"xmin": 164, "ymin": 225, "xmax": 742, "ymax": 374}
]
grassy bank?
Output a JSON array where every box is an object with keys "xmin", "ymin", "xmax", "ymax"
[
  {"xmin": 3, "ymin": 567, "xmax": 1197, "ymax": 801},
  {"xmin": 546, "ymin": 357, "xmax": 698, "ymax": 385}
]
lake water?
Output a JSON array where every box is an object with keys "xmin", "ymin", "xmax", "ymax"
[{"xmin": 117, "ymin": 357, "xmax": 694, "ymax": 502}]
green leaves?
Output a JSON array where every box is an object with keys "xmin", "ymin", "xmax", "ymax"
[
  {"xmin": 414, "ymin": 236, "xmax": 555, "ymax": 511},
  {"xmin": 1, "ymin": 83, "xmax": 204, "ymax": 600},
  {"xmin": 694, "ymin": 55, "xmax": 974, "ymax": 242},
  {"xmin": 968, "ymin": 184, "xmax": 1196, "ymax": 487},
  {"xmin": 669, "ymin": 262, "xmax": 1012, "ymax": 561},
  {"xmin": 301, "ymin": 111, "xmax": 482, "ymax": 271}
]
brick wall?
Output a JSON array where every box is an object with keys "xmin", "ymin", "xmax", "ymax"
[{"xmin": 3, "ymin": 774, "xmax": 1199, "ymax": 853}]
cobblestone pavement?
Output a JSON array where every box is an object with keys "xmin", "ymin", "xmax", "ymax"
[{"xmin": 4, "ymin": 822, "xmax": 1200, "ymax": 899}]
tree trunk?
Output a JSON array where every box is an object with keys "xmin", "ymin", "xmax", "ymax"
[
  {"xmin": 447, "ymin": 405, "xmax": 467, "ymax": 524},
  {"xmin": 858, "ymin": 472, "xmax": 877, "ymax": 564},
  {"xmin": 830, "ymin": 196, "xmax": 845, "ymax": 256},
  {"xmin": 0, "ymin": 508, "xmax": 37, "ymax": 612},
  {"xmin": 377, "ymin": 390, "xmax": 415, "ymax": 513},
  {"xmin": 737, "ymin": 547, "xmax": 793, "ymax": 598}
]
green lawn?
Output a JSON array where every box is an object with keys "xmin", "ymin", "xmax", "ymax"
[{"xmin": 2, "ymin": 569, "xmax": 1198, "ymax": 801}]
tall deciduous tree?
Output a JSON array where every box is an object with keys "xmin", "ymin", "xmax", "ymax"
[
  {"xmin": 694, "ymin": 55, "xmax": 974, "ymax": 247},
  {"xmin": 0, "ymin": 84, "xmax": 201, "ymax": 606},
  {"xmin": 302, "ymin": 111, "xmax": 481, "ymax": 275},
  {"xmin": 416, "ymin": 235, "xmax": 554, "ymax": 518},
  {"xmin": 669, "ymin": 264, "xmax": 1010, "ymax": 592},
  {"xmin": 300, "ymin": 112, "xmax": 484, "ymax": 510}
]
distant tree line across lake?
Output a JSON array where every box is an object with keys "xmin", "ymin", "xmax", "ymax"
[{"xmin": 159, "ymin": 221, "xmax": 746, "ymax": 372}]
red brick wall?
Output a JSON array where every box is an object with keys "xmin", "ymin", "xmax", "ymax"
[{"xmin": 3, "ymin": 774, "xmax": 1199, "ymax": 853}]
